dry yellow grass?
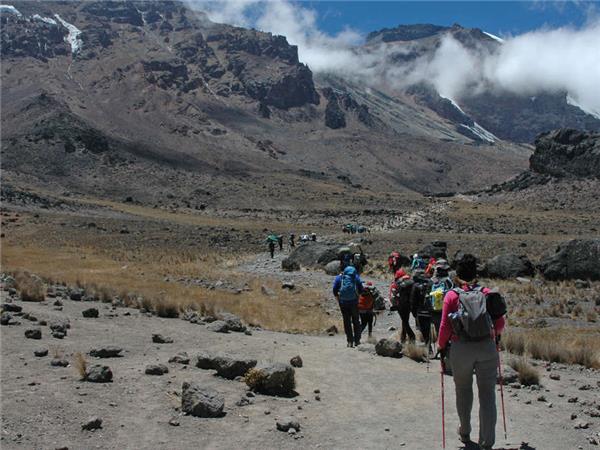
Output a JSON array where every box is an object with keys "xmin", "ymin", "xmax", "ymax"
[
  {"xmin": 2, "ymin": 236, "xmax": 335, "ymax": 334},
  {"xmin": 12, "ymin": 270, "xmax": 46, "ymax": 302},
  {"xmin": 508, "ymin": 357, "xmax": 540, "ymax": 386},
  {"xmin": 504, "ymin": 328, "xmax": 600, "ymax": 369},
  {"xmin": 403, "ymin": 342, "xmax": 428, "ymax": 362},
  {"xmin": 73, "ymin": 352, "xmax": 88, "ymax": 380}
]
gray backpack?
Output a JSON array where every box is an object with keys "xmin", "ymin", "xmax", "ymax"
[{"xmin": 450, "ymin": 287, "xmax": 493, "ymax": 341}]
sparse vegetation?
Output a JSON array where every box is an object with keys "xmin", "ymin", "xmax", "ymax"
[
  {"xmin": 244, "ymin": 368, "xmax": 268, "ymax": 391},
  {"xmin": 403, "ymin": 342, "xmax": 428, "ymax": 362},
  {"xmin": 12, "ymin": 270, "xmax": 46, "ymax": 302},
  {"xmin": 508, "ymin": 357, "xmax": 540, "ymax": 386},
  {"xmin": 73, "ymin": 352, "xmax": 88, "ymax": 380}
]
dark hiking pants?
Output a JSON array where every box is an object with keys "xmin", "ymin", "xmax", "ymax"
[
  {"xmin": 398, "ymin": 307, "xmax": 416, "ymax": 342},
  {"xmin": 417, "ymin": 313, "xmax": 432, "ymax": 345},
  {"xmin": 432, "ymin": 311, "xmax": 442, "ymax": 335},
  {"xmin": 339, "ymin": 303, "xmax": 361, "ymax": 345},
  {"xmin": 359, "ymin": 311, "xmax": 373, "ymax": 335},
  {"xmin": 450, "ymin": 339, "xmax": 498, "ymax": 449}
]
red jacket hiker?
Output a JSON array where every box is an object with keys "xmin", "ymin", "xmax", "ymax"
[{"xmin": 437, "ymin": 284, "xmax": 505, "ymax": 350}]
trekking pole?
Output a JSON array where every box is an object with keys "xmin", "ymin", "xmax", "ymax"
[
  {"xmin": 440, "ymin": 359, "xmax": 446, "ymax": 449},
  {"xmin": 497, "ymin": 345, "xmax": 508, "ymax": 440}
]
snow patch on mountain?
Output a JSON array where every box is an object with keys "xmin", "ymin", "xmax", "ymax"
[
  {"xmin": 33, "ymin": 14, "xmax": 57, "ymax": 26},
  {"xmin": 460, "ymin": 123, "xmax": 497, "ymax": 143},
  {"xmin": 567, "ymin": 95, "xmax": 600, "ymax": 120},
  {"xmin": 483, "ymin": 31, "xmax": 504, "ymax": 43},
  {"xmin": 0, "ymin": 4, "xmax": 21, "ymax": 16},
  {"xmin": 54, "ymin": 14, "xmax": 82, "ymax": 55}
]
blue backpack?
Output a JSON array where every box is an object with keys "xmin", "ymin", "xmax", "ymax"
[{"xmin": 339, "ymin": 267, "xmax": 359, "ymax": 302}]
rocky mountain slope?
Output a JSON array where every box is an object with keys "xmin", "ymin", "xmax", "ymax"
[{"xmin": 1, "ymin": 3, "xmax": 597, "ymax": 210}]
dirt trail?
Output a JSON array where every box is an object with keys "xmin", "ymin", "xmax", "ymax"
[{"xmin": 3, "ymin": 257, "xmax": 599, "ymax": 449}]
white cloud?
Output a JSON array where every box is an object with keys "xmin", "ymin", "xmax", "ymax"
[{"xmin": 189, "ymin": 0, "xmax": 600, "ymax": 112}]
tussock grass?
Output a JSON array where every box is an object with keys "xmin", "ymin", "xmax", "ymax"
[
  {"xmin": 404, "ymin": 342, "xmax": 428, "ymax": 363},
  {"xmin": 74, "ymin": 352, "xmax": 88, "ymax": 380},
  {"xmin": 244, "ymin": 368, "xmax": 267, "ymax": 391},
  {"xmin": 508, "ymin": 357, "xmax": 540, "ymax": 386},
  {"xmin": 12, "ymin": 270, "xmax": 46, "ymax": 302},
  {"xmin": 503, "ymin": 329, "xmax": 600, "ymax": 369}
]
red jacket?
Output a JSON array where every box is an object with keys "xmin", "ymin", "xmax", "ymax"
[{"xmin": 437, "ymin": 284, "xmax": 505, "ymax": 350}]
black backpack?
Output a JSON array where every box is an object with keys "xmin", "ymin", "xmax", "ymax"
[
  {"xmin": 411, "ymin": 278, "xmax": 431, "ymax": 315},
  {"xmin": 391, "ymin": 279, "xmax": 413, "ymax": 311}
]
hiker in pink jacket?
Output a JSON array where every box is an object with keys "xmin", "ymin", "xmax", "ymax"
[{"xmin": 437, "ymin": 254, "xmax": 505, "ymax": 450}]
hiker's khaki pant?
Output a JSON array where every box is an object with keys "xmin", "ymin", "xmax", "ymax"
[{"xmin": 450, "ymin": 339, "xmax": 498, "ymax": 448}]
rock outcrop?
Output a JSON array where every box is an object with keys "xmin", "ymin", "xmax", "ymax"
[
  {"xmin": 538, "ymin": 239, "xmax": 600, "ymax": 281},
  {"xmin": 484, "ymin": 254, "xmax": 535, "ymax": 279}
]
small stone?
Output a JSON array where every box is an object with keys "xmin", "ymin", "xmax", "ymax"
[
  {"xmin": 574, "ymin": 421, "xmax": 590, "ymax": 429},
  {"xmin": 152, "ymin": 334, "xmax": 173, "ymax": 344},
  {"xmin": 24, "ymin": 328, "xmax": 42, "ymax": 339},
  {"xmin": 549, "ymin": 373, "xmax": 560, "ymax": 380},
  {"xmin": 579, "ymin": 384, "xmax": 593, "ymax": 391},
  {"xmin": 568, "ymin": 397, "xmax": 579, "ymax": 403},
  {"xmin": 276, "ymin": 417, "xmax": 300, "ymax": 432},
  {"xmin": 537, "ymin": 395, "xmax": 546, "ymax": 402},
  {"xmin": 264, "ymin": 410, "xmax": 271, "ymax": 415},
  {"xmin": 52, "ymin": 331, "xmax": 66, "ymax": 339},
  {"xmin": 169, "ymin": 417, "xmax": 180, "ymax": 427},
  {"xmin": 82, "ymin": 308, "xmax": 99, "ymax": 318},
  {"xmin": 53, "ymin": 300, "xmax": 63, "ymax": 307},
  {"xmin": 81, "ymin": 417, "xmax": 102, "ymax": 431},
  {"xmin": 169, "ymin": 352, "xmax": 190, "ymax": 365},
  {"xmin": 89, "ymin": 347, "xmax": 123, "ymax": 358},
  {"xmin": 51, "ymin": 359, "xmax": 69, "ymax": 367},
  {"xmin": 288, "ymin": 428, "xmax": 297, "ymax": 435},
  {"xmin": 85, "ymin": 365, "xmax": 113, "ymax": 383},
  {"xmin": 315, "ymin": 395, "xmax": 321, "ymax": 401},
  {"xmin": 34, "ymin": 349, "xmax": 48, "ymax": 357},
  {"xmin": 571, "ymin": 413, "xmax": 578, "ymax": 420},
  {"xmin": 290, "ymin": 355, "xmax": 303, "ymax": 368},
  {"xmin": 314, "ymin": 389, "xmax": 320, "ymax": 394},
  {"xmin": 145, "ymin": 364, "xmax": 169, "ymax": 375},
  {"xmin": 181, "ymin": 382, "xmax": 224, "ymax": 418}
]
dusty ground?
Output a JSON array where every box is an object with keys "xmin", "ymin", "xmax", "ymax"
[{"xmin": 2, "ymin": 254, "xmax": 600, "ymax": 450}]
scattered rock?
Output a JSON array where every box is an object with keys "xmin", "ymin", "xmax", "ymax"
[
  {"xmin": 169, "ymin": 352, "xmax": 190, "ymax": 365},
  {"xmin": 220, "ymin": 313, "xmax": 246, "ymax": 332},
  {"xmin": 276, "ymin": 417, "xmax": 301, "ymax": 432},
  {"xmin": 145, "ymin": 364, "xmax": 169, "ymax": 375},
  {"xmin": 1, "ymin": 312, "xmax": 13, "ymax": 325},
  {"xmin": 181, "ymin": 382, "xmax": 225, "ymax": 418},
  {"xmin": 81, "ymin": 417, "xmax": 102, "ymax": 431},
  {"xmin": 168, "ymin": 417, "xmax": 180, "ymax": 427},
  {"xmin": 261, "ymin": 285, "xmax": 276, "ymax": 296},
  {"xmin": 51, "ymin": 359, "xmax": 69, "ymax": 367},
  {"xmin": 195, "ymin": 352, "xmax": 257, "ymax": 379},
  {"xmin": 89, "ymin": 347, "xmax": 123, "ymax": 358},
  {"xmin": 246, "ymin": 362, "xmax": 296, "ymax": 397},
  {"xmin": 49, "ymin": 319, "xmax": 69, "ymax": 334},
  {"xmin": 326, "ymin": 325, "xmax": 338, "ymax": 336},
  {"xmin": 236, "ymin": 396, "xmax": 252, "ymax": 407},
  {"xmin": 70, "ymin": 290, "xmax": 84, "ymax": 301},
  {"xmin": 152, "ymin": 334, "xmax": 173, "ymax": 343},
  {"xmin": 281, "ymin": 258, "xmax": 300, "ymax": 272},
  {"xmin": 500, "ymin": 366, "xmax": 519, "ymax": 385},
  {"xmin": 579, "ymin": 384, "xmax": 593, "ymax": 391},
  {"xmin": 207, "ymin": 320, "xmax": 229, "ymax": 333},
  {"xmin": 375, "ymin": 338, "xmax": 403, "ymax": 358},
  {"xmin": 24, "ymin": 328, "xmax": 42, "ymax": 339},
  {"xmin": 549, "ymin": 373, "xmax": 560, "ymax": 381},
  {"xmin": 484, "ymin": 254, "xmax": 535, "ymax": 279},
  {"xmin": 2, "ymin": 303, "xmax": 22, "ymax": 312},
  {"xmin": 34, "ymin": 348, "xmax": 48, "ymax": 357},
  {"xmin": 82, "ymin": 308, "xmax": 99, "ymax": 318},
  {"xmin": 53, "ymin": 299, "xmax": 63, "ymax": 307},
  {"xmin": 281, "ymin": 281, "xmax": 295, "ymax": 290},
  {"xmin": 574, "ymin": 421, "xmax": 590, "ymax": 430},
  {"xmin": 52, "ymin": 331, "xmax": 66, "ymax": 339},
  {"xmin": 324, "ymin": 260, "xmax": 341, "ymax": 276},
  {"xmin": 85, "ymin": 365, "xmax": 113, "ymax": 383},
  {"xmin": 290, "ymin": 355, "xmax": 303, "ymax": 368}
]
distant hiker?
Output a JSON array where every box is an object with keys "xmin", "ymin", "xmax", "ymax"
[
  {"xmin": 425, "ymin": 257, "xmax": 437, "ymax": 277},
  {"xmin": 410, "ymin": 269, "xmax": 433, "ymax": 351},
  {"xmin": 266, "ymin": 234, "xmax": 278, "ymax": 258},
  {"xmin": 389, "ymin": 269, "xmax": 416, "ymax": 342},
  {"xmin": 338, "ymin": 246, "xmax": 353, "ymax": 270},
  {"xmin": 311, "ymin": 232, "xmax": 317, "ymax": 242},
  {"xmin": 410, "ymin": 253, "xmax": 426, "ymax": 272},
  {"xmin": 358, "ymin": 281, "xmax": 375, "ymax": 338},
  {"xmin": 333, "ymin": 266, "xmax": 364, "ymax": 347},
  {"xmin": 429, "ymin": 259, "xmax": 453, "ymax": 336},
  {"xmin": 388, "ymin": 251, "xmax": 403, "ymax": 273},
  {"xmin": 437, "ymin": 254, "xmax": 507, "ymax": 450},
  {"xmin": 300, "ymin": 234, "xmax": 310, "ymax": 243},
  {"xmin": 277, "ymin": 235, "xmax": 284, "ymax": 251},
  {"xmin": 352, "ymin": 251, "xmax": 367, "ymax": 274},
  {"xmin": 288, "ymin": 233, "xmax": 295, "ymax": 250}
]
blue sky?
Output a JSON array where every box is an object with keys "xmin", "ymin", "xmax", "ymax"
[{"xmin": 302, "ymin": 1, "xmax": 598, "ymax": 37}]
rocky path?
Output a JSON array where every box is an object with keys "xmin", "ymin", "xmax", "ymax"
[{"xmin": 2, "ymin": 284, "xmax": 600, "ymax": 449}]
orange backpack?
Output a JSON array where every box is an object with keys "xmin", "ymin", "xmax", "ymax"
[{"xmin": 358, "ymin": 292, "xmax": 375, "ymax": 311}]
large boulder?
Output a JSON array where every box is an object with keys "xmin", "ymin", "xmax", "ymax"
[
  {"xmin": 419, "ymin": 241, "xmax": 448, "ymax": 260},
  {"xmin": 246, "ymin": 362, "xmax": 296, "ymax": 397},
  {"xmin": 375, "ymin": 338, "xmax": 403, "ymax": 358},
  {"xmin": 220, "ymin": 313, "xmax": 246, "ymax": 332},
  {"xmin": 284, "ymin": 242, "xmax": 341, "ymax": 270},
  {"xmin": 85, "ymin": 365, "xmax": 113, "ymax": 382},
  {"xmin": 539, "ymin": 239, "xmax": 600, "ymax": 281},
  {"xmin": 324, "ymin": 260, "xmax": 341, "ymax": 276},
  {"xmin": 89, "ymin": 347, "xmax": 123, "ymax": 358},
  {"xmin": 195, "ymin": 352, "xmax": 257, "ymax": 379},
  {"xmin": 484, "ymin": 254, "xmax": 535, "ymax": 279},
  {"xmin": 181, "ymin": 382, "xmax": 224, "ymax": 418}
]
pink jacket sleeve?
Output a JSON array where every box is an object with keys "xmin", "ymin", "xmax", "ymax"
[{"xmin": 437, "ymin": 290, "xmax": 458, "ymax": 350}]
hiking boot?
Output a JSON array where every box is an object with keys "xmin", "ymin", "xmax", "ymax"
[
  {"xmin": 347, "ymin": 342, "xmax": 353, "ymax": 348},
  {"xmin": 457, "ymin": 427, "xmax": 470, "ymax": 444},
  {"xmin": 354, "ymin": 341, "xmax": 361, "ymax": 347}
]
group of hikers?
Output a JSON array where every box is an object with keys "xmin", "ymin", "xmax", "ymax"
[
  {"xmin": 265, "ymin": 232, "xmax": 316, "ymax": 258},
  {"xmin": 332, "ymin": 248, "xmax": 507, "ymax": 450}
]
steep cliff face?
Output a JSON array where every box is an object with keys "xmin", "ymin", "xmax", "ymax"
[{"xmin": 531, "ymin": 129, "xmax": 600, "ymax": 179}]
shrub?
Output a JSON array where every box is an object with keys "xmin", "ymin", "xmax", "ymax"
[
  {"xmin": 74, "ymin": 352, "xmax": 87, "ymax": 380},
  {"xmin": 503, "ymin": 332, "xmax": 525, "ymax": 356},
  {"xmin": 404, "ymin": 342, "xmax": 428, "ymax": 362},
  {"xmin": 509, "ymin": 357, "xmax": 540, "ymax": 386},
  {"xmin": 244, "ymin": 368, "xmax": 267, "ymax": 391},
  {"xmin": 154, "ymin": 297, "xmax": 180, "ymax": 318},
  {"xmin": 13, "ymin": 271, "xmax": 46, "ymax": 302}
]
